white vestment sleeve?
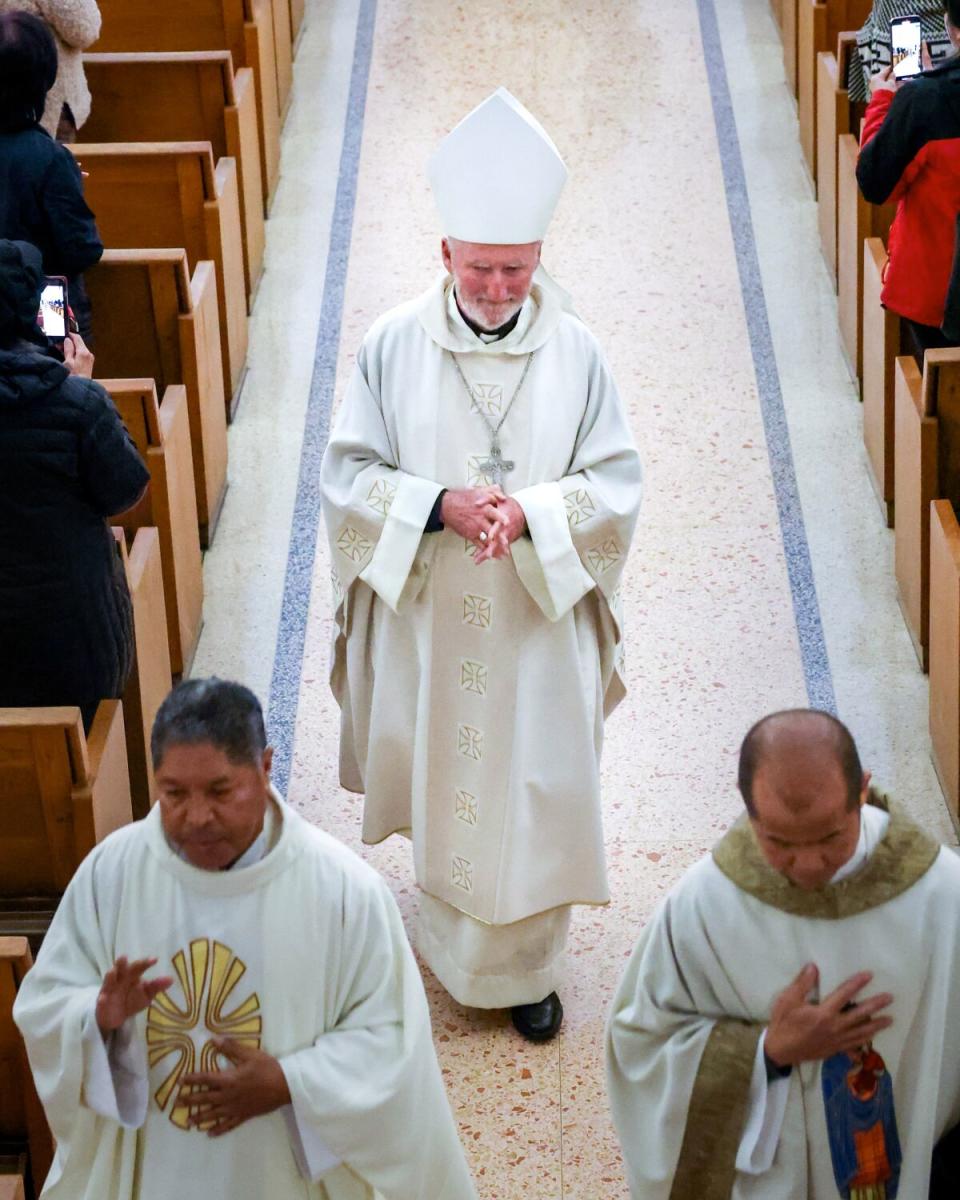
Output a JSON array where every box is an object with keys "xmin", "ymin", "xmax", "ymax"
[
  {"xmin": 320, "ymin": 344, "xmax": 443, "ymax": 614},
  {"xmin": 80, "ymin": 1003, "xmax": 149, "ymax": 1128},
  {"xmin": 735, "ymin": 1030, "xmax": 790, "ymax": 1175},
  {"xmin": 281, "ymin": 1103, "xmax": 342, "ymax": 1180},
  {"xmin": 511, "ymin": 342, "xmax": 641, "ymax": 623}
]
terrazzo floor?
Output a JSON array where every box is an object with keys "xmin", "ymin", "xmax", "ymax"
[{"xmin": 190, "ymin": 0, "xmax": 959, "ymax": 1194}]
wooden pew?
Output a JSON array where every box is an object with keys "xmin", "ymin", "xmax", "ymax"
[
  {"xmin": 83, "ymin": 51, "xmax": 265, "ymax": 306},
  {"xmin": 272, "ymin": 0, "xmax": 293, "ymax": 121},
  {"xmin": 93, "ymin": 0, "xmax": 281, "ymax": 208},
  {"xmin": 87, "ymin": 249, "xmax": 227, "ymax": 546},
  {"xmin": 799, "ymin": 1, "xmax": 870, "ymax": 179},
  {"xmin": 837, "ymin": 131, "xmax": 895, "ymax": 379},
  {"xmin": 0, "ymin": 704, "xmax": 131, "ymax": 951},
  {"xmin": 893, "ymin": 350, "xmax": 960, "ymax": 669},
  {"xmin": 71, "ymin": 142, "xmax": 248, "ymax": 408},
  {"xmin": 862, "ymin": 237, "xmax": 900, "ymax": 525},
  {"xmin": 289, "ymin": 0, "xmax": 305, "ymax": 44},
  {"xmin": 816, "ymin": 32, "xmax": 860, "ymax": 284},
  {"xmin": 0, "ymin": 939, "xmax": 53, "ymax": 1198},
  {"xmin": 105, "ymin": 380, "xmax": 203, "ymax": 678},
  {"xmin": 783, "ymin": 0, "xmax": 799, "ymax": 97},
  {"xmin": 930, "ymin": 499, "xmax": 960, "ymax": 822},
  {"xmin": 112, "ymin": 528, "xmax": 172, "ymax": 818}
]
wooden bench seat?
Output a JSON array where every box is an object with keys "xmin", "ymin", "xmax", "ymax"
[
  {"xmin": 930, "ymin": 499, "xmax": 960, "ymax": 822},
  {"xmin": 837, "ymin": 131, "xmax": 895, "ymax": 380},
  {"xmin": 0, "ymin": 704, "xmax": 131, "ymax": 952},
  {"xmin": 105, "ymin": 380, "xmax": 203, "ymax": 678},
  {"xmin": 112, "ymin": 528, "xmax": 172, "ymax": 818},
  {"xmin": 799, "ymin": 1, "xmax": 870, "ymax": 179},
  {"xmin": 0, "ymin": 939, "xmax": 52, "ymax": 1198},
  {"xmin": 83, "ymin": 51, "xmax": 265, "ymax": 306},
  {"xmin": 816, "ymin": 33, "xmax": 860, "ymax": 284},
  {"xmin": 87, "ymin": 249, "xmax": 227, "ymax": 545},
  {"xmin": 71, "ymin": 142, "xmax": 248, "ymax": 407},
  {"xmin": 94, "ymin": 0, "xmax": 281, "ymax": 208},
  {"xmin": 893, "ymin": 350, "xmax": 960, "ymax": 669},
  {"xmin": 862, "ymin": 236, "xmax": 900, "ymax": 525}
]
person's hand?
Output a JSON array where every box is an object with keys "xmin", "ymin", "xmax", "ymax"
[
  {"xmin": 96, "ymin": 956, "xmax": 173, "ymax": 1036},
  {"xmin": 474, "ymin": 496, "xmax": 526, "ymax": 563},
  {"xmin": 63, "ymin": 332, "xmax": 94, "ymax": 378},
  {"xmin": 181, "ymin": 1038, "xmax": 292, "ymax": 1137},
  {"xmin": 870, "ymin": 65, "xmax": 899, "ymax": 96},
  {"xmin": 764, "ymin": 965, "xmax": 894, "ymax": 1068},
  {"xmin": 440, "ymin": 487, "xmax": 504, "ymax": 544}
]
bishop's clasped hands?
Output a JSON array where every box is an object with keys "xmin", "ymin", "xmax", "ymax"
[{"xmin": 440, "ymin": 485, "xmax": 527, "ymax": 564}]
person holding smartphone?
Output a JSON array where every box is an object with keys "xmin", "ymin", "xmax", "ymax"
[
  {"xmin": 849, "ymin": 3, "xmax": 953, "ymax": 103},
  {"xmin": 0, "ymin": 10, "xmax": 103, "ymax": 340},
  {"xmin": 857, "ymin": 2, "xmax": 960, "ymax": 361},
  {"xmin": 0, "ymin": 238, "xmax": 149, "ymax": 730}
]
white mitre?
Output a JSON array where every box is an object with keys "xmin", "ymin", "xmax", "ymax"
[{"xmin": 428, "ymin": 87, "xmax": 568, "ymax": 245}]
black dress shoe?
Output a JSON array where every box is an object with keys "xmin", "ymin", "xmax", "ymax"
[{"xmin": 511, "ymin": 991, "xmax": 563, "ymax": 1042}]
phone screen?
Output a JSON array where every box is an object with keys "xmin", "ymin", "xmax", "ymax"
[
  {"xmin": 891, "ymin": 17, "xmax": 922, "ymax": 79},
  {"xmin": 39, "ymin": 281, "xmax": 67, "ymax": 340}
]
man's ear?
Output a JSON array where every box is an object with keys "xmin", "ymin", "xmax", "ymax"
[
  {"xmin": 262, "ymin": 747, "xmax": 274, "ymax": 778},
  {"xmin": 859, "ymin": 770, "xmax": 872, "ymax": 806},
  {"xmin": 441, "ymin": 237, "xmax": 453, "ymax": 273}
]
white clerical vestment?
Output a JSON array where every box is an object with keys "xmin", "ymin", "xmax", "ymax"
[
  {"xmin": 606, "ymin": 795, "xmax": 960, "ymax": 1200},
  {"xmin": 13, "ymin": 794, "xmax": 478, "ymax": 1200},
  {"xmin": 319, "ymin": 274, "xmax": 642, "ymax": 1006}
]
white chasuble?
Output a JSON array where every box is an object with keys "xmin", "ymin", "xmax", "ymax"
[
  {"xmin": 13, "ymin": 798, "xmax": 478, "ymax": 1200},
  {"xmin": 606, "ymin": 797, "xmax": 960, "ymax": 1200},
  {"xmin": 320, "ymin": 275, "xmax": 642, "ymax": 946}
]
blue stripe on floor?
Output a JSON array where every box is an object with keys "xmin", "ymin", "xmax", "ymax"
[
  {"xmin": 267, "ymin": 0, "xmax": 378, "ymax": 793},
  {"xmin": 695, "ymin": 0, "xmax": 837, "ymax": 714}
]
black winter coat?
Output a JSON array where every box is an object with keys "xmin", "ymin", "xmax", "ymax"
[
  {"xmin": 0, "ymin": 344, "xmax": 150, "ymax": 708},
  {"xmin": 0, "ymin": 124, "xmax": 103, "ymax": 283}
]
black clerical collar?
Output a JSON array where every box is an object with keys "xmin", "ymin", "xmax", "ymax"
[{"xmin": 454, "ymin": 294, "xmax": 522, "ymax": 341}]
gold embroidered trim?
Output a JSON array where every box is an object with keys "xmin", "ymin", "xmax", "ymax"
[
  {"xmin": 670, "ymin": 1020, "xmax": 763, "ymax": 1200},
  {"xmin": 712, "ymin": 792, "xmax": 941, "ymax": 919}
]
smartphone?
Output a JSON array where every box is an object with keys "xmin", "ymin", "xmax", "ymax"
[
  {"xmin": 39, "ymin": 276, "xmax": 68, "ymax": 343},
  {"xmin": 890, "ymin": 15, "xmax": 923, "ymax": 80}
]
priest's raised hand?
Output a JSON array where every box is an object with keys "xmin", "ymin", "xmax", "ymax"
[
  {"xmin": 764, "ymin": 964, "xmax": 894, "ymax": 1068},
  {"xmin": 96, "ymin": 956, "xmax": 173, "ymax": 1036},
  {"xmin": 181, "ymin": 1036, "xmax": 292, "ymax": 1138}
]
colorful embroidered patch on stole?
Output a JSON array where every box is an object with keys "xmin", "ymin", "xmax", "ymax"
[{"xmin": 822, "ymin": 1041, "xmax": 902, "ymax": 1199}]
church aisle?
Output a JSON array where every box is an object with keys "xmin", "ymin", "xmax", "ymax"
[{"xmin": 189, "ymin": 0, "xmax": 958, "ymax": 1194}]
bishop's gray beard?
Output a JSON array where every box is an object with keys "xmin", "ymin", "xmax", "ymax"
[{"xmin": 454, "ymin": 286, "xmax": 524, "ymax": 334}]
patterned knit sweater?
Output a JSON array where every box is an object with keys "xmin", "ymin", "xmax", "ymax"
[{"xmin": 0, "ymin": 0, "xmax": 101, "ymax": 136}]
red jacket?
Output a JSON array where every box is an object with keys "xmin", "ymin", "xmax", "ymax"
[{"xmin": 858, "ymin": 57, "xmax": 960, "ymax": 328}]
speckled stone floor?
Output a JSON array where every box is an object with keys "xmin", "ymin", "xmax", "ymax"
[{"xmin": 190, "ymin": 0, "xmax": 959, "ymax": 1193}]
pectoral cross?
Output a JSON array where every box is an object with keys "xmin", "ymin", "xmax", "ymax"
[{"xmin": 478, "ymin": 440, "xmax": 515, "ymax": 487}]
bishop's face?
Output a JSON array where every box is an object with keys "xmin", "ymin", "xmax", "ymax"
[
  {"xmin": 748, "ymin": 756, "xmax": 868, "ymax": 891},
  {"xmin": 442, "ymin": 237, "xmax": 541, "ymax": 331},
  {"xmin": 155, "ymin": 740, "xmax": 274, "ymax": 870}
]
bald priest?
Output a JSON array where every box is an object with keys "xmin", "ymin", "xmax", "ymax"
[
  {"xmin": 606, "ymin": 710, "xmax": 960, "ymax": 1199},
  {"xmin": 320, "ymin": 88, "xmax": 641, "ymax": 1041},
  {"xmin": 13, "ymin": 679, "xmax": 478, "ymax": 1200}
]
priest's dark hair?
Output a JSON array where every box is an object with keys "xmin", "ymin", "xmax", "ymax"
[
  {"xmin": 0, "ymin": 12, "xmax": 58, "ymax": 134},
  {"xmin": 151, "ymin": 678, "xmax": 268, "ymax": 769},
  {"xmin": 737, "ymin": 709, "xmax": 863, "ymax": 815}
]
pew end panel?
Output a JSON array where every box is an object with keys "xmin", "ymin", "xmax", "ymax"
[
  {"xmin": 89, "ymin": 250, "xmax": 228, "ymax": 547},
  {"xmin": 816, "ymin": 32, "xmax": 859, "ymax": 285},
  {"xmin": 930, "ymin": 499, "xmax": 960, "ymax": 822},
  {"xmin": 0, "ymin": 1178, "xmax": 24, "ymax": 1200},
  {"xmin": 894, "ymin": 355, "xmax": 936, "ymax": 670},
  {"xmin": 798, "ymin": 1, "xmax": 829, "ymax": 179},
  {"xmin": 862, "ymin": 237, "xmax": 899, "ymax": 525},
  {"xmin": 76, "ymin": 700, "xmax": 131, "ymax": 856},
  {"xmin": 207, "ymin": 157, "xmax": 250, "ymax": 404},
  {"xmin": 246, "ymin": 0, "xmax": 282, "ymax": 206},
  {"xmin": 112, "ymin": 528, "xmax": 172, "ymax": 818},
  {"xmin": 271, "ymin": 0, "xmax": 293, "ymax": 121},
  {"xmin": 227, "ymin": 66, "xmax": 266, "ymax": 304},
  {"xmin": 289, "ymin": 0, "xmax": 305, "ymax": 45},
  {"xmin": 107, "ymin": 381, "xmax": 203, "ymax": 678}
]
